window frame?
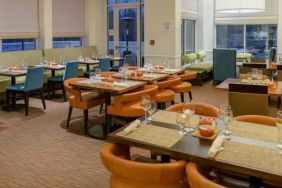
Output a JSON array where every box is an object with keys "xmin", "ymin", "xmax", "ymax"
[
  {"xmin": 52, "ymin": 37, "xmax": 82, "ymax": 49},
  {"xmin": 1, "ymin": 38, "xmax": 37, "ymax": 52}
]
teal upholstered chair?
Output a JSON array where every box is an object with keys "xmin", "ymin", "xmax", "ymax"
[
  {"xmin": 269, "ymin": 47, "xmax": 277, "ymax": 62},
  {"xmin": 6, "ymin": 67, "xmax": 46, "ymax": 116},
  {"xmin": 213, "ymin": 49, "xmax": 237, "ymax": 85},
  {"xmin": 124, "ymin": 54, "xmax": 137, "ymax": 66},
  {"xmin": 99, "ymin": 58, "xmax": 111, "ymax": 72},
  {"xmin": 48, "ymin": 61, "xmax": 79, "ymax": 101}
]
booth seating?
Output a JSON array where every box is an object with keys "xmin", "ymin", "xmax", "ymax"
[
  {"xmin": 100, "ymin": 143, "xmax": 188, "ymax": 188},
  {"xmin": 182, "ymin": 52, "xmax": 213, "ymax": 85},
  {"xmin": 234, "ymin": 115, "xmax": 276, "ymax": 126},
  {"xmin": 64, "ymin": 78, "xmax": 104, "ymax": 135},
  {"xmin": 6, "ymin": 67, "xmax": 46, "ymax": 116},
  {"xmin": 236, "ymin": 53, "xmax": 252, "ymax": 62}
]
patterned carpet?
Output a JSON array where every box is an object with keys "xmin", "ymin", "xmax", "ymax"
[{"xmin": 0, "ymin": 80, "xmax": 279, "ymax": 188}]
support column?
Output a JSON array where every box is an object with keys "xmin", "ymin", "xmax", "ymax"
[
  {"xmin": 84, "ymin": 0, "xmax": 107, "ymax": 55},
  {"xmin": 278, "ymin": 0, "xmax": 282, "ymax": 59},
  {"xmin": 38, "ymin": 0, "xmax": 53, "ymax": 49},
  {"xmin": 196, "ymin": 0, "xmax": 214, "ymax": 59},
  {"xmin": 144, "ymin": 0, "xmax": 182, "ymax": 68}
]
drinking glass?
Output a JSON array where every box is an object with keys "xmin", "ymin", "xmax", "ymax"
[
  {"xmin": 223, "ymin": 109, "xmax": 233, "ymax": 139},
  {"xmin": 94, "ymin": 68, "xmax": 101, "ymax": 78},
  {"xmin": 119, "ymin": 67, "xmax": 124, "ymax": 82},
  {"xmin": 183, "ymin": 102, "xmax": 195, "ymax": 132},
  {"xmin": 141, "ymin": 95, "xmax": 151, "ymax": 124},
  {"xmin": 276, "ymin": 111, "xmax": 282, "ymax": 154},
  {"xmin": 176, "ymin": 112, "xmax": 187, "ymax": 136},
  {"xmin": 123, "ymin": 67, "xmax": 129, "ymax": 82},
  {"xmin": 163, "ymin": 58, "xmax": 167, "ymax": 68},
  {"xmin": 147, "ymin": 101, "xmax": 156, "ymax": 123}
]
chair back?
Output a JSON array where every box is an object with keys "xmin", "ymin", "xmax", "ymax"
[
  {"xmin": 269, "ymin": 47, "xmax": 277, "ymax": 62},
  {"xmin": 64, "ymin": 78, "xmax": 86, "ymax": 100},
  {"xmin": 242, "ymin": 63, "xmax": 266, "ymax": 69},
  {"xmin": 213, "ymin": 49, "xmax": 237, "ymax": 82},
  {"xmin": 155, "ymin": 77, "xmax": 182, "ymax": 89},
  {"xmin": 229, "ymin": 83, "xmax": 268, "ymax": 116},
  {"xmin": 187, "ymin": 162, "xmax": 225, "ymax": 188},
  {"xmin": 24, "ymin": 67, "xmax": 44, "ymax": 91},
  {"xmin": 165, "ymin": 102, "xmax": 219, "ymax": 117},
  {"xmin": 234, "ymin": 115, "xmax": 276, "ymax": 126},
  {"xmin": 99, "ymin": 58, "xmax": 111, "ymax": 71},
  {"xmin": 63, "ymin": 61, "xmax": 79, "ymax": 80},
  {"xmin": 276, "ymin": 65, "xmax": 282, "ymax": 81},
  {"xmin": 100, "ymin": 144, "xmax": 187, "ymax": 188},
  {"xmin": 124, "ymin": 54, "xmax": 137, "ymax": 66}
]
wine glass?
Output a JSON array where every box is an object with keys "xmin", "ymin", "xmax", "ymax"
[
  {"xmin": 119, "ymin": 67, "xmax": 124, "ymax": 82},
  {"xmin": 141, "ymin": 95, "xmax": 151, "ymax": 124},
  {"xmin": 276, "ymin": 111, "xmax": 282, "ymax": 154},
  {"xmin": 94, "ymin": 68, "xmax": 101, "ymax": 78},
  {"xmin": 147, "ymin": 101, "xmax": 156, "ymax": 123},
  {"xmin": 183, "ymin": 102, "xmax": 195, "ymax": 133},
  {"xmin": 176, "ymin": 112, "xmax": 187, "ymax": 136},
  {"xmin": 123, "ymin": 66, "xmax": 129, "ymax": 82},
  {"xmin": 223, "ymin": 109, "xmax": 233, "ymax": 139}
]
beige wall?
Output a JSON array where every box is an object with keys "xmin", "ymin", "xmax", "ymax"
[
  {"xmin": 39, "ymin": 0, "xmax": 53, "ymax": 49},
  {"xmin": 144, "ymin": 0, "xmax": 182, "ymax": 68},
  {"xmin": 278, "ymin": 0, "xmax": 282, "ymax": 58}
]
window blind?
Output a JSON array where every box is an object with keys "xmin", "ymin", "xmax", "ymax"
[
  {"xmin": 0, "ymin": 0, "xmax": 39, "ymax": 39},
  {"xmin": 181, "ymin": 0, "xmax": 199, "ymax": 20},
  {"xmin": 52, "ymin": 0, "xmax": 85, "ymax": 37}
]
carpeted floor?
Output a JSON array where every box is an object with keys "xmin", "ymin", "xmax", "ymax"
[{"xmin": 0, "ymin": 80, "xmax": 279, "ymax": 188}]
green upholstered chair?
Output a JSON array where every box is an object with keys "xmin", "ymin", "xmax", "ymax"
[{"xmin": 6, "ymin": 67, "xmax": 46, "ymax": 116}]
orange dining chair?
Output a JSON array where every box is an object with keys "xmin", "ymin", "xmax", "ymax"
[
  {"xmin": 187, "ymin": 162, "xmax": 226, "ymax": 188},
  {"xmin": 107, "ymin": 85, "xmax": 158, "ymax": 118},
  {"xmin": 64, "ymin": 78, "xmax": 104, "ymax": 135},
  {"xmin": 165, "ymin": 102, "xmax": 219, "ymax": 117},
  {"xmin": 234, "ymin": 115, "xmax": 276, "ymax": 126},
  {"xmin": 153, "ymin": 77, "xmax": 181, "ymax": 109},
  {"xmin": 170, "ymin": 71, "xmax": 197, "ymax": 102},
  {"xmin": 100, "ymin": 143, "xmax": 188, "ymax": 188}
]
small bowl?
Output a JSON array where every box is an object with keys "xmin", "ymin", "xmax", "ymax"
[{"xmin": 199, "ymin": 125, "xmax": 215, "ymax": 137}]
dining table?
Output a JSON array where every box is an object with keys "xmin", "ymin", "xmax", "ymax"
[
  {"xmin": 0, "ymin": 69, "xmax": 26, "ymax": 85},
  {"xmin": 139, "ymin": 68, "xmax": 185, "ymax": 75},
  {"xmin": 70, "ymin": 79, "xmax": 147, "ymax": 139},
  {"xmin": 112, "ymin": 72, "xmax": 170, "ymax": 84},
  {"xmin": 43, "ymin": 64, "xmax": 65, "ymax": 77},
  {"xmin": 79, "ymin": 59, "xmax": 100, "ymax": 72},
  {"xmin": 108, "ymin": 110, "xmax": 282, "ymax": 185}
]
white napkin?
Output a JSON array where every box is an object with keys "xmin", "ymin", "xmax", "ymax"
[
  {"xmin": 123, "ymin": 120, "xmax": 141, "ymax": 135},
  {"xmin": 113, "ymin": 82, "xmax": 127, "ymax": 87},
  {"xmin": 208, "ymin": 135, "xmax": 224, "ymax": 158}
]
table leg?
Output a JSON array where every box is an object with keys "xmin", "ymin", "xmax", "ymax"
[
  {"xmin": 88, "ymin": 92, "xmax": 112, "ymax": 139},
  {"xmin": 2, "ymin": 77, "xmax": 17, "ymax": 111},
  {"xmin": 11, "ymin": 77, "xmax": 16, "ymax": 85},
  {"xmin": 52, "ymin": 70, "xmax": 55, "ymax": 77},
  {"xmin": 86, "ymin": 64, "xmax": 90, "ymax": 72}
]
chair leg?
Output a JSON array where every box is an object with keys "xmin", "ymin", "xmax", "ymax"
[
  {"xmin": 188, "ymin": 91, "xmax": 193, "ymax": 102},
  {"xmin": 12, "ymin": 92, "xmax": 16, "ymax": 107},
  {"xmin": 6, "ymin": 90, "xmax": 10, "ymax": 112},
  {"xmin": 171, "ymin": 100, "xmax": 175, "ymax": 105},
  {"xmin": 83, "ymin": 110, "xmax": 88, "ymax": 135},
  {"xmin": 62, "ymin": 86, "xmax": 66, "ymax": 102},
  {"xmin": 162, "ymin": 102, "xmax": 166, "ymax": 110},
  {"xmin": 157, "ymin": 103, "xmax": 162, "ymax": 109},
  {"xmin": 24, "ymin": 93, "xmax": 29, "ymax": 116},
  {"xmin": 180, "ymin": 93, "xmax": 184, "ymax": 103},
  {"xmin": 67, "ymin": 106, "xmax": 73, "ymax": 128},
  {"xmin": 278, "ymin": 97, "xmax": 281, "ymax": 109},
  {"xmin": 99, "ymin": 104, "xmax": 103, "ymax": 114},
  {"xmin": 40, "ymin": 89, "xmax": 46, "ymax": 110},
  {"xmin": 47, "ymin": 82, "xmax": 51, "ymax": 99}
]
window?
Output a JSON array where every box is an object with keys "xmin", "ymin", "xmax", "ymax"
[
  {"xmin": 216, "ymin": 25, "xmax": 244, "ymax": 52},
  {"xmin": 216, "ymin": 24, "xmax": 277, "ymax": 58},
  {"xmin": 53, "ymin": 37, "xmax": 82, "ymax": 48},
  {"xmin": 246, "ymin": 25, "xmax": 277, "ymax": 58},
  {"xmin": 181, "ymin": 20, "xmax": 195, "ymax": 54},
  {"xmin": 2, "ymin": 38, "xmax": 36, "ymax": 52}
]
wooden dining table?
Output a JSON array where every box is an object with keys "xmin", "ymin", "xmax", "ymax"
[
  {"xmin": 108, "ymin": 110, "xmax": 282, "ymax": 185},
  {"xmin": 0, "ymin": 69, "xmax": 26, "ymax": 85},
  {"xmin": 43, "ymin": 65, "xmax": 65, "ymax": 77},
  {"xmin": 70, "ymin": 79, "xmax": 146, "ymax": 139},
  {"xmin": 79, "ymin": 59, "xmax": 99, "ymax": 71},
  {"xmin": 112, "ymin": 72, "xmax": 170, "ymax": 84}
]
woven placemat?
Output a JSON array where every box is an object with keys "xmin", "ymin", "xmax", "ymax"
[
  {"xmin": 152, "ymin": 110, "xmax": 200, "ymax": 128},
  {"xmin": 230, "ymin": 121, "xmax": 277, "ymax": 143},
  {"xmin": 192, "ymin": 128, "xmax": 220, "ymax": 140},
  {"xmin": 216, "ymin": 140, "xmax": 282, "ymax": 176},
  {"xmin": 116, "ymin": 124, "xmax": 181, "ymax": 148}
]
